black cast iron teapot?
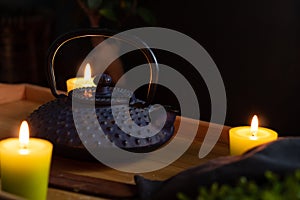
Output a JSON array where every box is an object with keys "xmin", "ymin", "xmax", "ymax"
[{"xmin": 27, "ymin": 29, "xmax": 178, "ymax": 160}]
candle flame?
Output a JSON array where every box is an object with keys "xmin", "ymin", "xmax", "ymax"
[
  {"xmin": 250, "ymin": 115, "xmax": 258, "ymax": 137},
  {"xmin": 84, "ymin": 63, "xmax": 92, "ymax": 81},
  {"xmin": 19, "ymin": 120, "xmax": 29, "ymax": 149}
]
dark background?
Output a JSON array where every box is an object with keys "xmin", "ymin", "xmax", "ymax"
[{"xmin": 1, "ymin": 0, "xmax": 300, "ymax": 136}]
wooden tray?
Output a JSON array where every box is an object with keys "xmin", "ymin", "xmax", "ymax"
[
  {"xmin": 0, "ymin": 83, "xmax": 230, "ymax": 200},
  {"xmin": 0, "ymin": 83, "xmax": 55, "ymax": 139}
]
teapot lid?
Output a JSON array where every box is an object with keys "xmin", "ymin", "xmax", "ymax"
[{"xmin": 69, "ymin": 73, "xmax": 143, "ymax": 106}]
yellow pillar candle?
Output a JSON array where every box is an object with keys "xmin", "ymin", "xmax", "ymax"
[
  {"xmin": 229, "ymin": 115, "xmax": 278, "ymax": 155},
  {"xmin": 66, "ymin": 63, "xmax": 96, "ymax": 92},
  {"xmin": 0, "ymin": 121, "xmax": 53, "ymax": 200}
]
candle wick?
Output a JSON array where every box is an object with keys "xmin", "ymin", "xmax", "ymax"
[
  {"xmin": 251, "ymin": 131, "xmax": 257, "ymax": 137},
  {"xmin": 20, "ymin": 143, "xmax": 28, "ymax": 150}
]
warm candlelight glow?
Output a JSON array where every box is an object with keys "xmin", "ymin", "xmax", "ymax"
[
  {"xmin": 84, "ymin": 63, "xmax": 92, "ymax": 81},
  {"xmin": 66, "ymin": 63, "xmax": 96, "ymax": 92},
  {"xmin": 250, "ymin": 115, "xmax": 258, "ymax": 137},
  {"xmin": 0, "ymin": 121, "xmax": 53, "ymax": 199},
  {"xmin": 19, "ymin": 120, "xmax": 29, "ymax": 149},
  {"xmin": 229, "ymin": 114, "xmax": 278, "ymax": 155}
]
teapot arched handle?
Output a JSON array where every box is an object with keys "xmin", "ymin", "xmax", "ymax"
[{"xmin": 46, "ymin": 28, "xmax": 159, "ymax": 104}]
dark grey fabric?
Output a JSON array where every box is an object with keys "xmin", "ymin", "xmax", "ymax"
[{"xmin": 134, "ymin": 137, "xmax": 300, "ymax": 200}]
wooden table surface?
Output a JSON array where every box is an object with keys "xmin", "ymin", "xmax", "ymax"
[{"xmin": 0, "ymin": 83, "xmax": 230, "ymax": 200}]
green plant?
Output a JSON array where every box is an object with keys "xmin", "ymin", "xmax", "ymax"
[
  {"xmin": 77, "ymin": 0, "xmax": 156, "ymax": 28},
  {"xmin": 177, "ymin": 170, "xmax": 300, "ymax": 200}
]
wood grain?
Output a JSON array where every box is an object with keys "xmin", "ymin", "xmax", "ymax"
[
  {"xmin": 0, "ymin": 84, "xmax": 231, "ymax": 199},
  {"xmin": 49, "ymin": 171, "xmax": 137, "ymax": 199}
]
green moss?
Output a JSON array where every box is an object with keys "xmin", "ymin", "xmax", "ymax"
[{"xmin": 177, "ymin": 170, "xmax": 300, "ymax": 200}]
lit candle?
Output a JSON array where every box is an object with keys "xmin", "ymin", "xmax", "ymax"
[
  {"xmin": 229, "ymin": 115, "xmax": 278, "ymax": 155},
  {"xmin": 0, "ymin": 121, "xmax": 53, "ymax": 200},
  {"xmin": 66, "ymin": 63, "xmax": 96, "ymax": 92}
]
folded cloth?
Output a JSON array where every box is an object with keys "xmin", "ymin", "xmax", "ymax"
[{"xmin": 134, "ymin": 137, "xmax": 300, "ymax": 200}]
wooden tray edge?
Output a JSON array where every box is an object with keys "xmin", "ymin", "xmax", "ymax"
[
  {"xmin": 0, "ymin": 83, "xmax": 26, "ymax": 104},
  {"xmin": 24, "ymin": 83, "xmax": 56, "ymax": 104}
]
